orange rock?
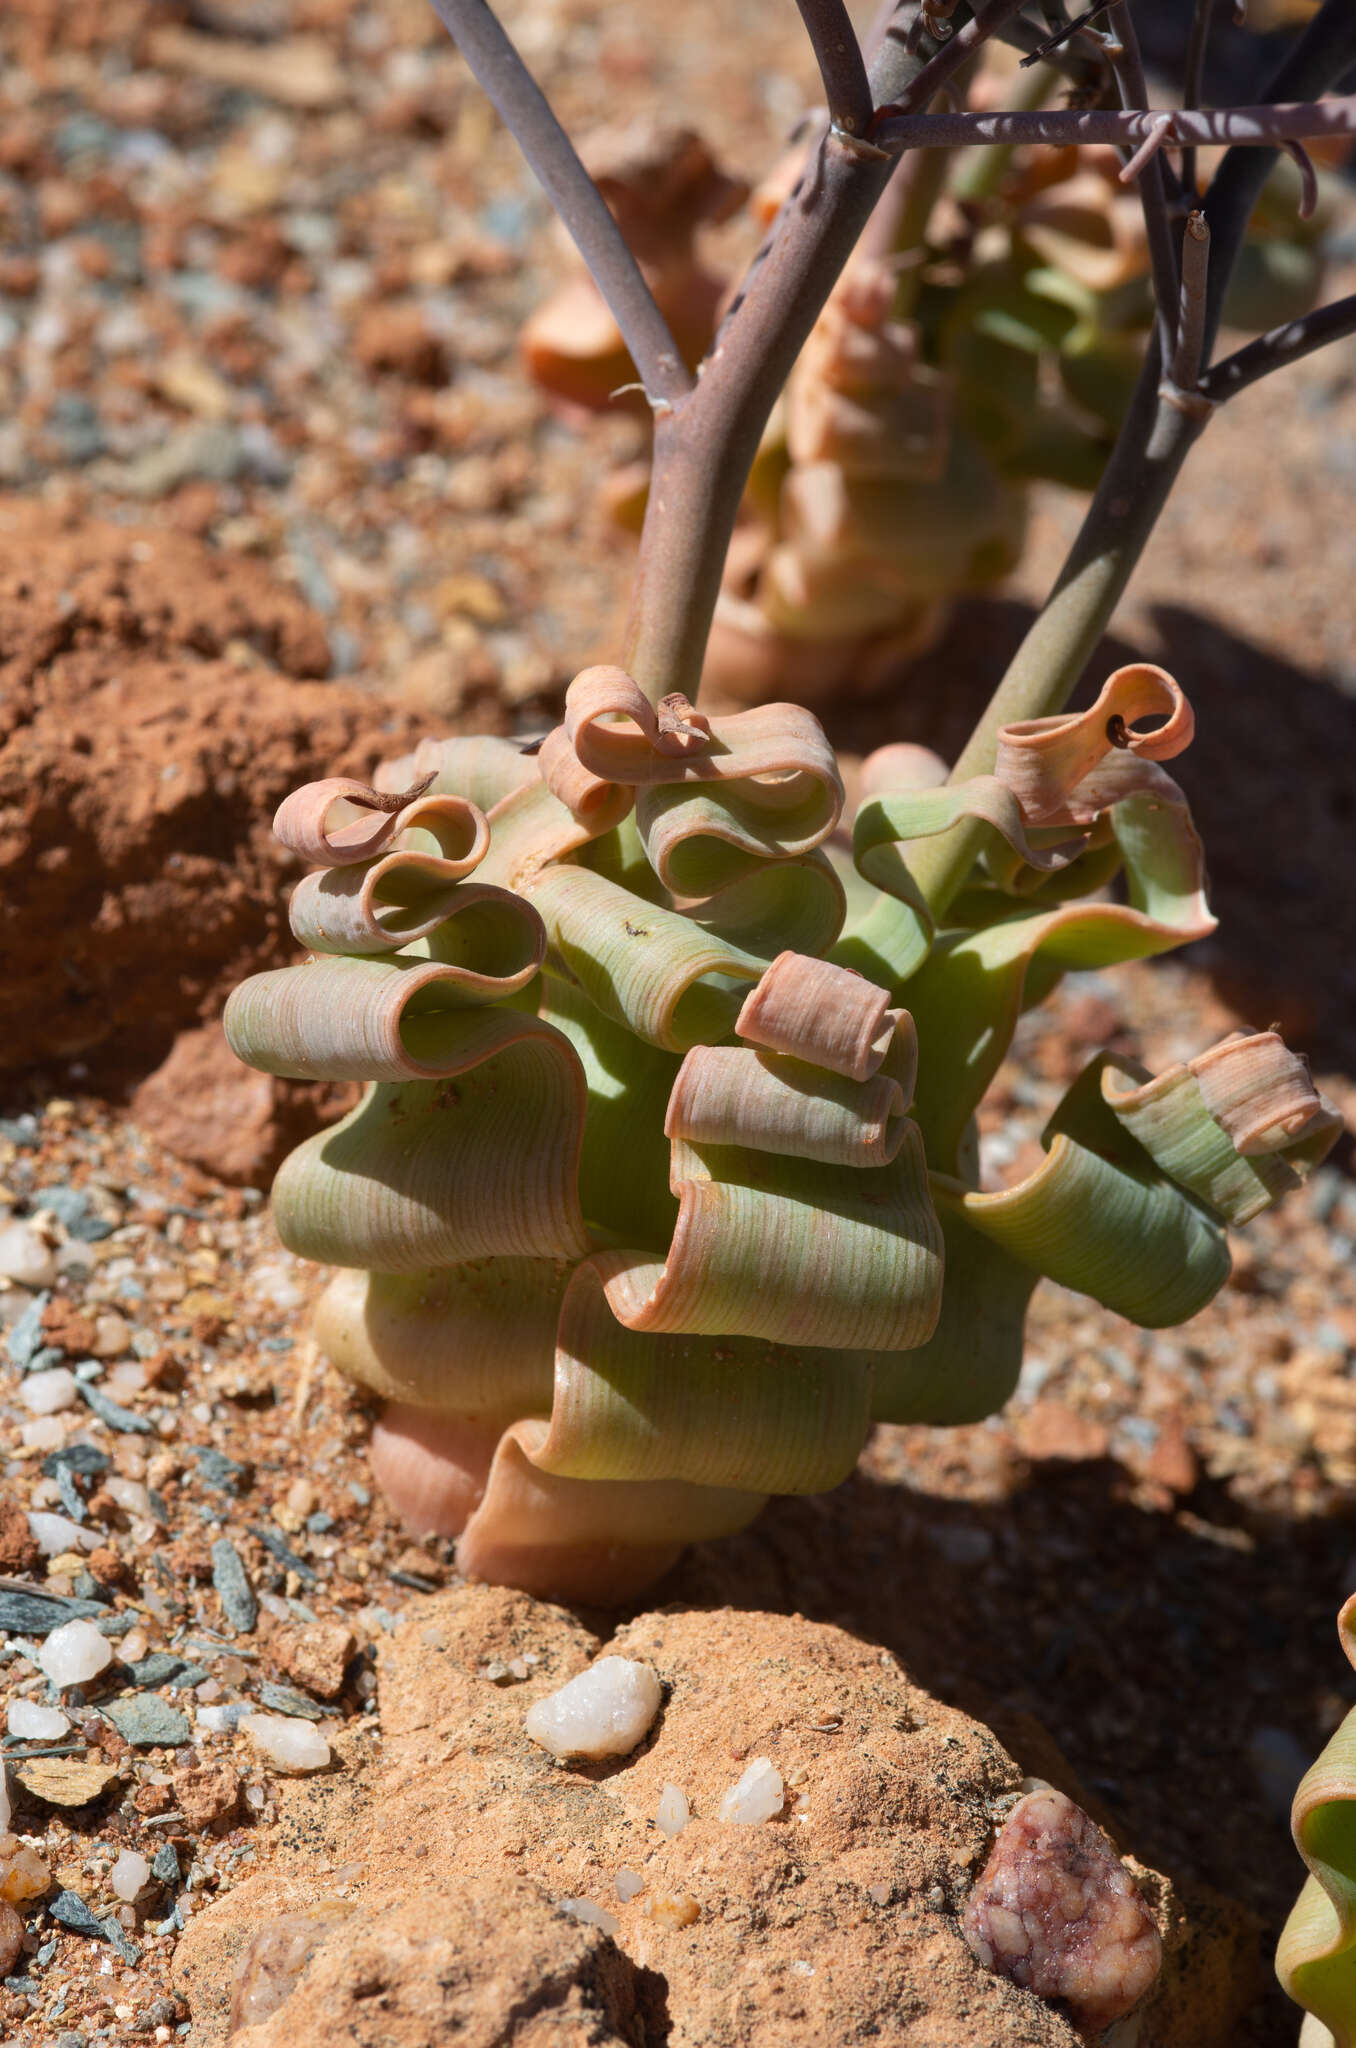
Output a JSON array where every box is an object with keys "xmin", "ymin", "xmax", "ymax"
[
  {"xmin": 272, "ymin": 1623, "xmax": 357, "ymax": 1702},
  {"xmin": 1015, "ymin": 1400, "xmax": 1111, "ymax": 1463}
]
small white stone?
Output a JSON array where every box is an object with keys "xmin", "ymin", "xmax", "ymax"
[
  {"xmin": 558, "ymin": 1897, "xmax": 619, "ymax": 1935},
  {"xmin": 7, "ymin": 1698, "xmax": 71, "ymax": 1740},
  {"xmin": 37, "ymin": 1618, "xmax": 114, "ymax": 1690},
  {"xmin": 525, "ymin": 1657, "xmax": 662, "ymax": 1762},
  {"xmin": 104, "ymin": 1475, "xmax": 150, "ymax": 1516},
  {"xmin": 240, "ymin": 1713, "xmax": 332, "ymax": 1774},
  {"xmin": 19, "ymin": 1417, "xmax": 68, "ymax": 1453},
  {"xmin": 110, "ymin": 1849, "xmax": 150, "ymax": 1903},
  {"xmin": 655, "ymin": 1782, "xmax": 690, "ymax": 1838},
  {"xmin": 90, "ymin": 1312, "xmax": 131, "ymax": 1358},
  {"xmin": 0, "ymin": 1223, "xmax": 57, "ymax": 1288},
  {"xmin": 28, "ymin": 1511, "xmax": 98, "ymax": 1557},
  {"xmin": 106, "ymin": 1361, "xmax": 148, "ymax": 1402},
  {"xmin": 614, "ymin": 1867, "xmax": 645, "ymax": 1902},
  {"xmin": 717, "ymin": 1758, "xmax": 784, "ymax": 1826},
  {"xmin": 18, "ymin": 1367, "xmax": 79, "ymax": 1415}
]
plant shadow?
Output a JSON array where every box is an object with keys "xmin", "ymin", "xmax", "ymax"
[{"xmin": 657, "ymin": 1449, "xmax": 1356, "ymax": 2046}]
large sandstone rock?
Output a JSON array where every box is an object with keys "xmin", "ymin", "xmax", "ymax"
[
  {"xmin": 175, "ymin": 1588, "xmax": 1253, "ymax": 2047},
  {"xmin": 0, "ymin": 498, "xmax": 417, "ymax": 1082}
]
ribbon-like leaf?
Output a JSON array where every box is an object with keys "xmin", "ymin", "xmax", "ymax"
[
  {"xmin": 312, "ymin": 1257, "xmax": 568, "ymax": 1422},
  {"xmin": 267, "ymin": 1020, "xmax": 590, "ymax": 1271},
  {"xmin": 906, "ymin": 789, "xmax": 1214, "ymax": 1172},
  {"xmin": 532, "ymin": 1253, "xmax": 873, "ymax": 1492},
  {"xmin": 1103, "ymin": 1035, "xmax": 1340, "ymax": 1227},
  {"xmin": 870, "ymin": 1206, "xmax": 1036, "ymax": 1424},
  {"xmin": 288, "ymin": 795, "xmax": 490, "ymax": 956},
  {"xmin": 1279, "ymin": 1596, "xmax": 1356, "ymax": 2048},
  {"xmin": 456, "ymin": 1418, "xmax": 767, "ymax": 1605}
]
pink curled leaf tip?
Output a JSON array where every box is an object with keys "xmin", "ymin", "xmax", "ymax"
[
  {"xmin": 1189, "ymin": 1028, "xmax": 1341, "ymax": 1158},
  {"xmin": 994, "ymin": 663, "xmax": 1194, "ymax": 828},
  {"xmin": 737, "ymin": 950, "xmax": 915, "ymax": 1092},
  {"xmin": 273, "ymin": 772, "xmax": 442, "ymax": 867}
]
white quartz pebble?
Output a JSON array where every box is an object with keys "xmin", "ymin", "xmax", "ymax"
[
  {"xmin": 19, "ymin": 1416, "xmax": 66, "ymax": 1451},
  {"xmin": 37, "ymin": 1619, "xmax": 114, "ymax": 1690},
  {"xmin": 0, "ymin": 1224, "xmax": 57, "ymax": 1288},
  {"xmin": 655, "ymin": 1782, "xmax": 690, "ymax": 1838},
  {"xmin": 614, "ymin": 1867, "xmax": 645, "ymax": 1902},
  {"xmin": 110, "ymin": 1849, "xmax": 150, "ymax": 1902},
  {"xmin": 717, "ymin": 1758, "xmax": 785, "ymax": 1825},
  {"xmin": 7, "ymin": 1699, "xmax": 71, "ymax": 1740},
  {"xmin": 525, "ymin": 1657, "xmax": 662, "ymax": 1762},
  {"xmin": 240, "ymin": 1713, "xmax": 332, "ymax": 1774},
  {"xmin": 104, "ymin": 1474, "xmax": 150, "ymax": 1516},
  {"xmin": 28, "ymin": 1512, "xmax": 98, "ymax": 1558},
  {"xmin": 18, "ymin": 1367, "xmax": 79, "ymax": 1415},
  {"xmin": 558, "ymin": 1897, "xmax": 619, "ymax": 1935}
]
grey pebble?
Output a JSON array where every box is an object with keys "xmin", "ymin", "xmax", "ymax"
[
  {"xmin": 125, "ymin": 1653, "xmax": 204, "ymax": 1690},
  {"xmin": 100, "ymin": 1914, "xmax": 142, "ymax": 1965},
  {"xmin": 33, "ymin": 1188, "xmax": 114, "ymax": 1243},
  {"xmin": 6, "ymin": 1292, "xmax": 50, "ymax": 1369},
  {"xmin": 258, "ymin": 1681, "xmax": 327, "ymax": 1722},
  {"xmin": 50, "ymin": 1890, "xmax": 105, "ymax": 1937},
  {"xmin": 187, "ymin": 1445, "xmax": 251, "ymax": 1495},
  {"xmin": 93, "ymin": 1611, "xmax": 138, "ymax": 1637},
  {"xmin": 118, "ymin": 420, "xmax": 245, "ymax": 498},
  {"xmin": 252, "ymin": 1525, "xmax": 317, "ymax": 1584},
  {"xmin": 212, "ymin": 1538, "xmax": 258, "ymax": 1633},
  {"xmin": 0, "ymin": 1587, "xmax": 108, "ymax": 1633},
  {"xmin": 102, "ymin": 1694, "xmax": 192, "ymax": 1748},
  {"xmin": 151, "ymin": 1843, "xmax": 180, "ymax": 1885},
  {"xmin": 78, "ymin": 1381, "xmax": 156, "ymax": 1434},
  {"xmin": 42, "ymin": 1444, "xmax": 110, "ymax": 1480}
]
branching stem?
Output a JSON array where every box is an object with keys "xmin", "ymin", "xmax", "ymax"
[
  {"xmin": 869, "ymin": 94, "xmax": 1356, "ymax": 152},
  {"xmin": 795, "ymin": 0, "xmax": 874, "ymax": 136},
  {"xmin": 425, "ymin": 0, "xmax": 693, "ymax": 407},
  {"xmin": 1202, "ymin": 293, "xmax": 1356, "ymax": 401},
  {"xmin": 1107, "ymin": 2, "xmax": 1179, "ymax": 369}
]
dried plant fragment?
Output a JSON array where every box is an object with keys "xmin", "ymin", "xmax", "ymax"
[{"xmin": 961, "ymin": 1788, "xmax": 1162, "ymax": 2036}]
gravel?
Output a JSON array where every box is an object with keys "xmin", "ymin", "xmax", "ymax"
[{"xmin": 211, "ymin": 1538, "xmax": 259, "ymax": 1634}]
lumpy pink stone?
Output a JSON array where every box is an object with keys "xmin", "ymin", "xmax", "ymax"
[{"xmin": 961, "ymin": 1788, "xmax": 1162, "ymax": 2036}]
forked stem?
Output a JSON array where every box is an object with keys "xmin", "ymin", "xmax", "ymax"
[{"xmin": 426, "ymin": 0, "xmax": 694, "ymax": 408}]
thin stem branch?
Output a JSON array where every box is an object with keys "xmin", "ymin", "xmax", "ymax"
[
  {"xmin": 1170, "ymin": 211, "xmax": 1210, "ymax": 392},
  {"xmin": 425, "ymin": 0, "xmax": 694, "ymax": 408},
  {"xmin": 1180, "ymin": 0, "xmax": 1217, "ymax": 196},
  {"xmin": 907, "ymin": 0, "xmax": 1356, "ymax": 924},
  {"xmin": 869, "ymin": 94, "xmax": 1356, "ymax": 152},
  {"xmin": 795, "ymin": 0, "xmax": 874, "ymax": 136},
  {"xmin": 905, "ymin": 334, "xmax": 1212, "ymax": 916},
  {"xmin": 1201, "ymin": 292, "xmax": 1356, "ymax": 401},
  {"xmin": 1107, "ymin": 3, "xmax": 1179, "ymax": 367},
  {"xmin": 874, "ymin": 0, "xmax": 1035, "ymax": 120},
  {"xmin": 621, "ymin": 1, "xmax": 940, "ymax": 703},
  {"xmin": 1199, "ymin": 0, "xmax": 1356, "ymax": 363}
]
